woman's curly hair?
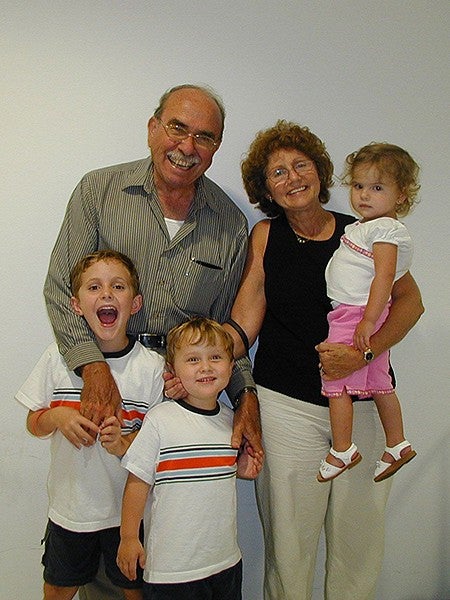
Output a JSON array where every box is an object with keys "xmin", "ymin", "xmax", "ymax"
[
  {"xmin": 241, "ymin": 120, "xmax": 334, "ymax": 217},
  {"xmin": 342, "ymin": 142, "xmax": 420, "ymax": 217}
]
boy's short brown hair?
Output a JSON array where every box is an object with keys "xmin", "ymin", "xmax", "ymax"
[
  {"xmin": 70, "ymin": 250, "xmax": 140, "ymax": 298},
  {"xmin": 166, "ymin": 317, "xmax": 234, "ymax": 366}
]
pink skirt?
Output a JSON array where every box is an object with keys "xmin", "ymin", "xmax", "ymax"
[{"xmin": 321, "ymin": 303, "xmax": 394, "ymax": 399}]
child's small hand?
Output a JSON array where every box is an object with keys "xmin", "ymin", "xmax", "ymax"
[
  {"xmin": 52, "ymin": 407, "xmax": 99, "ymax": 448},
  {"xmin": 353, "ymin": 319, "xmax": 376, "ymax": 352},
  {"xmin": 237, "ymin": 440, "xmax": 264, "ymax": 480},
  {"xmin": 117, "ymin": 538, "xmax": 146, "ymax": 581},
  {"xmin": 99, "ymin": 416, "xmax": 123, "ymax": 456}
]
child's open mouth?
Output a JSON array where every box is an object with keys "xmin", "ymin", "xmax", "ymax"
[{"xmin": 97, "ymin": 307, "xmax": 118, "ymax": 325}]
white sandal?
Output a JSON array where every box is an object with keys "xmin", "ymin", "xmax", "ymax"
[
  {"xmin": 317, "ymin": 443, "xmax": 362, "ymax": 482},
  {"xmin": 374, "ymin": 440, "xmax": 416, "ymax": 482}
]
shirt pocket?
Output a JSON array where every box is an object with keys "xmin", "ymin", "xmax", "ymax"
[{"xmin": 170, "ymin": 251, "xmax": 224, "ymax": 315}]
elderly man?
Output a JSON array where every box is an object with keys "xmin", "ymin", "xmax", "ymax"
[{"xmin": 44, "ymin": 84, "xmax": 262, "ymax": 600}]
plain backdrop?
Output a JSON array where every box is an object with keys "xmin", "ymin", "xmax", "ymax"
[{"xmin": 1, "ymin": 2, "xmax": 449, "ymax": 599}]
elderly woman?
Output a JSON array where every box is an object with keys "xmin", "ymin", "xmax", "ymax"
[{"xmin": 225, "ymin": 121, "xmax": 423, "ymax": 600}]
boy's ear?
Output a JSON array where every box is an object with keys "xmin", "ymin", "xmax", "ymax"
[
  {"xmin": 70, "ymin": 296, "xmax": 84, "ymax": 316},
  {"xmin": 131, "ymin": 294, "xmax": 143, "ymax": 315}
]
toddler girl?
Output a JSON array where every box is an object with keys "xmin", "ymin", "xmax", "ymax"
[{"xmin": 318, "ymin": 143, "xmax": 419, "ymax": 483}]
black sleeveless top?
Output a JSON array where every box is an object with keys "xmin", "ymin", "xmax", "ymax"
[{"xmin": 253, "ymin": 211, "xmax": 355, "ymax": 406}]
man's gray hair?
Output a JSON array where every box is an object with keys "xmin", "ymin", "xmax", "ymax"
[{"xmin": 153, "ymin": 84, "xmax": 226, "ymax": 138}]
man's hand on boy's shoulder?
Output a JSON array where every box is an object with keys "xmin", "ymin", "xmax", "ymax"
[
  {"xmin": 80, "ymin": 362, "xmax": 122, "ymax": 425},
  {"xmin": 51, "ymin": 406, "xmax": 100, "ymax": 449}
]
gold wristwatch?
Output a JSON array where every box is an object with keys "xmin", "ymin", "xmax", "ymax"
[{"xmin": 363, "ymin": 348, "xmax": 375, "ymax": 363}]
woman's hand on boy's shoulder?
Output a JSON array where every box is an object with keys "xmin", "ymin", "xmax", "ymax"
[{"xmin": 237, "ymin": 440, "xmax": 264, "ymax": 480}]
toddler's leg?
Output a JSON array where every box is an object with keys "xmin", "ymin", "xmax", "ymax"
[
  {"xmin": 318, "ymin": 391, "xmax": 362, "ymax": 482},
  {"xmin": 328, "ymin": 391, "xmax": 354, "ymax": 456},
  {"xmin": 373, "ymin": 392, "xmax": 416, "ymax": 482},
  {"xmin": 373, "ymin": 391, "xmax": 405, "ymax": 450}
]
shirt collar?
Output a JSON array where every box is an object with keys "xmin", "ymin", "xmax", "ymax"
[
  {"xmin": 121, "ymin": 156, "xmax": 153, "ymax": 193},
  {"xmin": 175, "ymin": 399, "xmax": 220, "ymax": 415},
  {"xmin": 122, "ymin": 157, "xmax": 222, "ymax": 214},
  {"xmin": 102, "ymin": 336, "xmax": 136, "ymax": 360}
]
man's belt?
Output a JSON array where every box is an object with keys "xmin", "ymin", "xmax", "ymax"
[{"xmin": 136, "ymin": 333, "xmax": 166, "ymax": 349}]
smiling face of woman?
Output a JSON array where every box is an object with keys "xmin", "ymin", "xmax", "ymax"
[{"xmin": 265, "ymin": 148, "xmax": 322, "ymax": 215}]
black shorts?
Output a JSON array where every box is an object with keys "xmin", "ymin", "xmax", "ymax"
[
  {"xmin": 143, "ymin": 560, "xmax": 242, "ymax": 600},
  {"xmin": 42, "ymin": 520, "xmax": 143, "ymax": 589}
]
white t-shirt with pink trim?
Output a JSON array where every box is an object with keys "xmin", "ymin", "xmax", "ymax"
[{"xmin": 325, "ymin": 217, "xmax": 413, "ymax": 306}]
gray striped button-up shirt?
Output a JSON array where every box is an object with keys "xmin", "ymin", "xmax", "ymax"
[{"xmin": 44, "ymin": 157, "xmax": 253, "ymax": 403}]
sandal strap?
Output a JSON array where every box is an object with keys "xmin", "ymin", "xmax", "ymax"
[
  {"xmin": 384, "ymin": 440, "xmax": 411, "ymax": 461},
  {"xmin": 329, "ymin": 442, "xmax": 358, "ymax": 462}
]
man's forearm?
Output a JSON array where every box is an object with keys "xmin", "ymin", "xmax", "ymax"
[
  {"xmin": 80, "ymin": 362, "xmax": 121, "ymax": 424},
  {"xmin": 44, "ymin": 175, "xmax": 101, "ymax": 369},
  {"xmin": 45, "ymin": 271, "xmax": 104, "ymax": 370},
  {"xmin": 63, "ymin": 341, "xmax": 105, "ymax": 373},
  {"xmin": 44, "ymin": 264, "xmax": 101, "ymax": 370}
]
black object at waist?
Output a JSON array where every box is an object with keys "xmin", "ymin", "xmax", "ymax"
[{"xmin": 136, "ymin": 333, "xmax": 166, "ymax": 349}]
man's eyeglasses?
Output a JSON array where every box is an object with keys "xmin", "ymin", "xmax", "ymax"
[
  {"xmin": 157, "ymin": 118, "xmax": 219, "ymax": 151},
  {"xmin": 266, "ymin": 160, "xmax": 315, "ymax": 184}
]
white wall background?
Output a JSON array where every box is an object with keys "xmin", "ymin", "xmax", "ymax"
[{"xmin": 1, "ymin": 2, "xmax": 449, "ymax": 599}]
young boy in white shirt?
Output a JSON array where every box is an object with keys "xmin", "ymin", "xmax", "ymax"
[
  {"xmin": 16, "ymin": 250, "xmax": 165, "ymax": 600},
  {"xmin": 117, "ymin": 317, "xmax": 263, "ymax": 600}
]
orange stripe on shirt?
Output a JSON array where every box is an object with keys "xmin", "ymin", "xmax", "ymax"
[
  {"xmin": 157, "ymin": 455, "xmax": 237, "ymax": 473},
  {"xmin": 121, "ymin": 409, "xmax": 145, "ymax": 421},
  {"xmin": 50, "ymin": 400, "xmax": 80, "ymax": 410}
]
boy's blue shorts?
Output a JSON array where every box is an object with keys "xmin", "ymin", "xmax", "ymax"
[{"xmin": 41, "ymin": 519, "xmax": 143, "ymax": 589}]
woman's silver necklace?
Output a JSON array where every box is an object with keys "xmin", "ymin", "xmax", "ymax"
[
  {"xmin": 291, "ymin": 225, "xmax": 311, "ymax": 243},
  {"xmin": 294, "ymin": 231, "xmax": 310, "ymax": 244},
  {"xmin": 291, "ymin": 214, "xmax": 330, "ymax": 244}
]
